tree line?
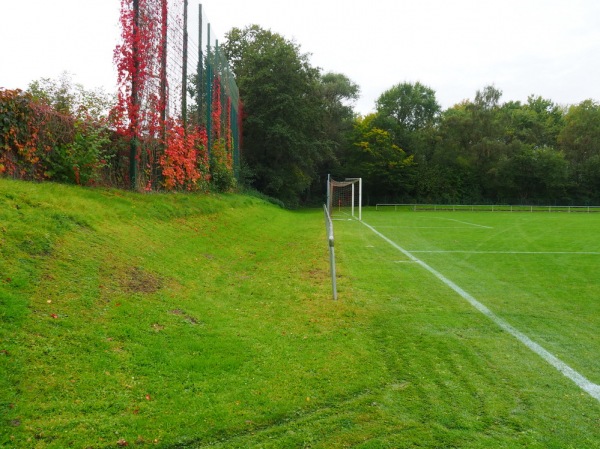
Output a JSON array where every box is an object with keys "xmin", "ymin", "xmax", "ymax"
[
  {"xmin": 224, "ymin": 25, "xmax": 600, "ymax": 207},
  {"xmin": 3, "ymin": 24, "xmax": 599, "ymax": 206}
]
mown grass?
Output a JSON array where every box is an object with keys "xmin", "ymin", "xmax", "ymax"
[
  {"xmin": 359, "ymin": 209, "xmax": 600, "ymax": 382},
  {"xmin": 1, "ymin": 181, "xmax": 600, "ymax": 448}
]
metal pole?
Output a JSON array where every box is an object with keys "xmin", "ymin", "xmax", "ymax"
[
  {"xmin": 345, "ymin": 178, "xmax": 362, "ymax": 220},
  {"xmin": 351, "ymin": 183, "xmax": 355, "ymax": 218},
  {"xmin": 197, "ymin": 3, "xmax": 203, "ymax": 127},
  {"xmin": 130, "ymin": 0, "xmax": 140, "ymax": 190},
  {"xmin": 215, "ymin": 39, "xmax": 220, "ymax": 139},
  {"xmin": 330, "ymin": 243, "xmax": 338, "ymax": 300},
  {"xmin": 324, "ymin": 205, "xmax": 338, "ymax": 300},
  {"xmin": 206, "ymin": 23, "xmax": 212, "ymax": 157},
  {"xmin": 358, "ymin": 177, "xmax": 362, "ymax": 221},
  {"xmin": 182, "ymin": 0, "xmax": 189, "ymax": 128},
  {"xmin": 327, "ymin": 174, "xmax": 331, "ymax": 210},
  {"xmin": 160, "ymin": 0, "xmax": 167, "ymax": 129},
  {"xmin": 158, "ymin": 0, "xmax": 168, "ymax": 187}
]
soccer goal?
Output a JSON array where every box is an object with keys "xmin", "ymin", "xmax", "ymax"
[{"xmin": 327, "ymin": 175, "xmax": 362, "ymax": 220}]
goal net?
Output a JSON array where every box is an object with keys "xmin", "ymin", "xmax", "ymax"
[{"xmin": 327, "ymin": 176, "xmax": 362, "ymax": 220}]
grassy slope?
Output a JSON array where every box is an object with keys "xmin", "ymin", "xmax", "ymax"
[
  {"xmin": 0, "ymin": 180, "xmax": 374, "ymax": 448},
  {"xmin": 1, "ymin": 180, "xmax": 599, "ymax": 448}
]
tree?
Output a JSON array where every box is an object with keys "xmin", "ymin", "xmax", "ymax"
[
  {"xmin": 27, "ymin": 73, "xmax": 115, "ymax": 122},
  {"xmin": 427, "ymin": 102, "xmax": 482, "ymax": 203},
  {"xmin": 496, "ymin": 145, "xmax": 568, "ymax": 203},
  {"xmin": 559, "ymin": 100, "xmax": 600, "ymax": 168},
  {"xmin": 344, "ymin": 114, "xmax": 414, "ymax": 202},
  {"xmin": 319, "ymin": 72, "xmax": 359, "ymax": 151},
  {"xmin": 315, "ymin": 72, "xmax": 360, "ymax": 193},
  {"xmin": 25, "ymin": 75, "xmax": 114, "ymax": 185},
  {"xmin": 580, "ymin": 155, "xmax": 600, "ymax": 202},
  {"xmin": 558, "ymin": 100, "xmax": 600, "ymax": 201},
  {"xmin": 375, "ymin": 81, "xmax": 440, "ymax": 132},
  {"xmin": 374, "ymin": 81, "xmax": 441, "ymax": 156},
  {"xmin": 222, "ymin": 25, "xmax": 327, "ymax": 206},
  {"xmin": 366, "ymin": 82, "xmax": 440, "ymax": 202}
]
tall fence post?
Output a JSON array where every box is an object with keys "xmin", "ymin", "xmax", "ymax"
[
  {"xmin": 182, "ymin": 0, "xmax": 189, "ymax": 128},
  {"xmin": 206, "ymin": 23, "xmax": 212, "ymax": 157},
  {"xmin": 129, "ymin": 0, "xmax": 140, "ymax": 190},
  {"xmin": 197, "ymin": 3, "xmax": 203, "ymax": 128},
  {"xmin": 157, "ymin": 0, "xmax": 168, "ymax": 188}
]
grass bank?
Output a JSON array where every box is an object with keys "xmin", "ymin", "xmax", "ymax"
[{"xmin": 1, "ymin": 180, "xmax": 370, "ymax": 447}]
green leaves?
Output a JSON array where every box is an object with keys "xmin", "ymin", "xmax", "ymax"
[
  {"xmin": 223, "ymin": 25, "xmax": 328, "ymax": 206},
  {"xmin": 376, "ymin": 81, "xmax": 441, "ymax": 132}
]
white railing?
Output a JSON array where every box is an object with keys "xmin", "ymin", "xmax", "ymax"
[
  {"xmin": 323, "ymin": 204, "xmax": 337, "ymax": 300},
  {"xmin": 375, "ymin": 204, "xmax": 600, "ymax": 213}
]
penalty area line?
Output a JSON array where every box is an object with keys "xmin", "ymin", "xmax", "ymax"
[
  {"xmin": 432, "ymin": 217, "xmax": 493, "ymax": 229},
  {"xmin": 360, "ymin": 219, "xmax": 600, "ymax": 403}
]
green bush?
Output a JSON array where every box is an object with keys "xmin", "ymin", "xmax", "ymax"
[{"xmin": 42, "ymin": 121, "xmax": 111, "ymax": 185}]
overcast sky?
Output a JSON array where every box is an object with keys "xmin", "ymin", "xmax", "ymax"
[{"xmin": 2, "ymin": 0, "xmax": 600, "ymax": 114}]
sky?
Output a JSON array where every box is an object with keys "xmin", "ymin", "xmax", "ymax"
[{"xmin": 2, "ymin": 0, "xmax": 600, "ymax": 115}]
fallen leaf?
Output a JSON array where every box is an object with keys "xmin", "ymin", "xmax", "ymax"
[
  {"xmin": 145, "ymin": 394, "xmax": 151, "ymax": 401},
  {"xmin": 117, "ymin": 439, "xmax": 128, "ymax": 447},
  {"xmin": 50, "ymin": 314, "xmax": 58, "ymax": 319}
]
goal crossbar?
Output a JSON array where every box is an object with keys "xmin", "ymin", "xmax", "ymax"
[{"xmin": 327, "ymin": 175, "xmax": 362, "ymax": 221}]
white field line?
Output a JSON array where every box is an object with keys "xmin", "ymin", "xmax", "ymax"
[
  {"xmin": 373, "ymin": 226, "xmax": 483, "ymax": 229},
  {"xmin": 432, "ymin": 217, "xmax": 493, "ymax": 229},
  {"xmin": 360, "ymin": 219, "xmax": 600, "ymax": 402},
  {"xmin": 411, "ymin": 250, "xmax": 600, "ymax": 255}
]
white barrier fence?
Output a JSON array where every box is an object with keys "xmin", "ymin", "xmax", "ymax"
[{"xmin": 376, "ymin": 204, "xmax": 600, "ymax": 213}]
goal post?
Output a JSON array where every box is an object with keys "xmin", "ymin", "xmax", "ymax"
[{"xmin": 327, "ymin": 175, "xmax": 362, "ymax": 221}]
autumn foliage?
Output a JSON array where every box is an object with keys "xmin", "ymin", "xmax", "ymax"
[
  {"xmin": 0, "ymin": 89, "xmax": 70, "ymax": 180},
  {"xmin": 159, "ymin": 121, "xmax": 209, "ymax": 191},
  {"xmin": 112, "ymin": 0, "xmax": 225, "ymax": 191},
  {"xmin": 1, "ymin": 0, "xmax": 239, "ymax": 192},
  {"xmin": 0, "ymin": 88, "xmax": 114, "ymax": 185}
]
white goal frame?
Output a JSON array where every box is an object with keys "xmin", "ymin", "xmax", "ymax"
[{"xmin": 327, "ymin": 175, "xmax": 362, "ymax": 221}]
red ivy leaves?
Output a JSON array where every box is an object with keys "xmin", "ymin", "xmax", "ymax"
[
  {"xmin": 211, "ymin": 76, "xmax": 222, "ymax": 142},
  {"xmin": 159, "ymin": 120, "xmax": 209, "ymax": 190},
  {"xmin": 113, "ymin": 0, "xmax": 237, "ymax": 191},
  {"xmin": 113, "ymin": 0, "xmax": 165, "ymax": 141}
]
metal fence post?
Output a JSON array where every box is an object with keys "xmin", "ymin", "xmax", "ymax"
[{"xmin": 324, "ymin": 204, "xmax": 337, "ymax": 300}]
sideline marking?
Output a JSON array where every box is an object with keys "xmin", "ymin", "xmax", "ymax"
[
  {"xmin": 411, "ymin": 250, "xmax": 600, "ymax": 255},
  {"xmin": 360, "ymin": 219, "xmax": 600, "ymax": 402},
  {"xmin": 374, "ymin": 226, "xmax": 483, "ymax": 229}
]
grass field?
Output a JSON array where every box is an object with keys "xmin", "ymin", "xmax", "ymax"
[
  {"xmin": 2, "ymin": 179, "xmax": 600, "ymax": 448},
  {"xmin": 346, "ymin": 207, "xmax": 600, "ymax": 384}
]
